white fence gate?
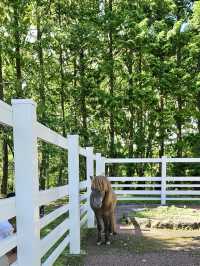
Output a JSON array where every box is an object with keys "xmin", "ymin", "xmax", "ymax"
[{"xmin": 1, "ymin": 99, "xmax": 200, "ymax": 266}]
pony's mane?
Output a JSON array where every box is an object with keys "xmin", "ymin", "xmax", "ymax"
[{"xmin": 91, "ymin": 176, "xmax": 111, "ymax": 192}]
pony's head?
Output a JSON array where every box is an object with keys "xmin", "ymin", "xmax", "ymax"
[{"xmin": 90, "ymin": 176, "xmax": 111, "ymax": 209}]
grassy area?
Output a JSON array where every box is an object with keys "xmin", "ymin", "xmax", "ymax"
[
  {"xmin": 129, "ymin": 205, "xmax": 200, "ymax": 220},
  {"xmin": 53, "ymin": 229, "xmax": 88, "ymax": 266},
  {"xmin": 41, "ymin": 199, "xmax": 87, "ymax": 266},
  {"xmin": 117, "ymin": 199, "xmax": 200, "ymax": 205}
]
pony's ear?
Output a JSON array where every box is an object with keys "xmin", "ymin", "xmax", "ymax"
[{"xmin": 90, "ymin": 176, "xmax": 94, "ymax": 180}]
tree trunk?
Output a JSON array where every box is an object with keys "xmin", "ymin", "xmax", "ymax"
[
  {"xmin": 159, "ymin": 93, "xmax": 165, "ymax": 158},
  {"xmin": 37, "ymin": 2, "xmax": 47, "ymax": 190},
  {"xmin": 79, "ymin": 49, "xmax": 88, "ymax": 145},
  {"xmin": 197, "ymin": 55, "xmax": 200, "ymax": 134},
  {"xmin": 57, "ymin": 3, "xmax": 66, "ymax": 186},
  {"xmin": 0, "ymin": 46, "xmax": 3, "ymax": 100},
  {"xmin": 1, "ymin": 140, "xmax": 8, "ymax": 195},
  {"xmin": 108, "ymin": 0, "xmax": 116, "ymax": 176},
  {"xmin": 125, "ymin": 51, "xmax": 135, "ymax": 176},
  {"xmin": 13, "ymin": 3, "xmax": 22, "ymax": 97},
  {"xmin": 0, "ymin": 46, "xmax": 9, "ymax": 195}
]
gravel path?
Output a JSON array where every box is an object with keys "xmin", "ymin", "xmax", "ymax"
[
  {"xmin": 82, "ymin": 204, "xmax": 200, "ymax": 266},
  {"xmin": 84, "ymin": 251, "xmax": 200, "ymax": 266}
]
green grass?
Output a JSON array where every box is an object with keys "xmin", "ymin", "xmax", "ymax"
[
  {"xmin": 117, "ymin": 199, "xmax": 200, "ymax": 206},
  {"xmin": 41, "ymin": 199, "xmax": 87, "ymax": 266},
  {"xmin": 129, "ymin": 205, "xmax": 200, "ymax": 220}
]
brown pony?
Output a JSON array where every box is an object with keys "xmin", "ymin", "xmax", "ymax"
[{"xmin": 90, "ymin": 175, "xmax": 117, "ymax": 245}]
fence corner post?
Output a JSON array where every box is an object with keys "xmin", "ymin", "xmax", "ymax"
[
  {"xmin": 68, "ymin": 134, "xmax": 80, "ymax": 254},
  {"xmin": 161, "ymin": 156, "xmax": 167, "ymax": 205},
  {"xmin": 96, "ymin": 153, "xmax": 105, "ymax": 176},
  {"xmin": 12, "ymin": 99, "xmax": 40, "ymax": 266},
  {"xmin": 86, "ymin": 147, "xmax": 95, "ymax": 228}
]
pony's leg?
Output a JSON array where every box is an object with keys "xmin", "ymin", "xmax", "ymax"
[
  {"xmin": 110, "ymin": 211, "xmax": 117, "ymax": 235},
  {"xmin": 103, "ymin": 215, "xmax": 110, "ymax": 245},
  {"xmin": 95, "ymin": 214, "xmax": 103, "ymax": 245}
]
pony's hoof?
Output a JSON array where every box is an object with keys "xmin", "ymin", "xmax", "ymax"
[
  {"xmin": 106, "ymin": 241, "xmax": 111, "ymax": 245},
  {"xmin": 97, "ymin": 241, "xmax": 103, "ymax": 246},
  {"xmin": 113, "ymin": 231, "xmax": 117, "ymax": 235}
]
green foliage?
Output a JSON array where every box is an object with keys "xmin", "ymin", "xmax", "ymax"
[{"xmin": 1, "ymin": 0, "xmax": 200, "ymax": 190}]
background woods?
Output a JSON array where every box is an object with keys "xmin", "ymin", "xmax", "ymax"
[{"xmin": 0, "ymin": 0, "xmax": 200, "ymax": 193}]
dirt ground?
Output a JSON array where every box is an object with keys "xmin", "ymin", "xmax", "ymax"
[{"xmin": 82, "ymin": 204, "xmax": 200, "ymax": 266}]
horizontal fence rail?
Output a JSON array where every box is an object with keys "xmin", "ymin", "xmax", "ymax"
[
  {"xmin": 0, "ymin": 99, "xmax": 95, "ymax": 266},
  {"xmin": 39, "ymin": 185, "xmax": 69, "ymax": 206},
  {"xmin": 106, "ymin": 157, "xmax": 200, "ymax": 164},
  {"xmin": 0, "ymin": 197, "xmax": 16, "ymax": 220},
  {"xmin": 41, "ymin": 218, "xmax": 70, "ymax": 257},
  {"xmin": 36, "ymin": 123, "xmax": 68, "ymax": 150},
  {"xmin": 0, "ymin": 100, "xmax": 13, "ymax": 126},
  {"xmin": 106, "ymin": 156, "xmax": 200, "ymax": 204}
]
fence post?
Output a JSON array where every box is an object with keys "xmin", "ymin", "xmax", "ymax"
[
  {"xmin": 68, "ymin": 135, "xmax": 80, "ymax": 254},
  {"xmin": 12, "ymin": 99, "xmax": 40, "ymax": 266},
  {"xmin": 161, "ymin": 156, "xmax": 167, "ymax": 205},
  {"xmin": 86, "ymin": 147, "xmax": 95, "ymax": 228},
  {"xmin": 96, "ymin": 153, "xmax": 105, "ymax": 175}
]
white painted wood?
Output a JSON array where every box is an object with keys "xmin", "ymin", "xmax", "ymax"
[
  {"xmin": 10, "ymin": 261, "xmax": 18, "ymax": 266},
  {"xmin": 86, "ymin": 147, "xmax": 95, "ymax": 228},
  {"xmin": 166, "ymin": 191, "xmax": 200, "ymax": 195},
  {"xmin": 41, "ymin": 218, "xmax": 69, "ymax": 257},
  {"xmin": 80, "ymin": 180, "xmax": 87, "ymax": 190},
  {"xmin": 161, "ymin": 156, "xmax": 167, "ymax": 205},
  {"xmin": 36, "ymin": 122, "xmax": 68, "ymax": 150},
  {"xmin": 0, "ymin": 234, "xmax": 17, "ymax": 257},
  {"xmin": 42, "ymin": 235, "xmax": 70, "ymax": 266},
  {"xmin": 167, "ymin": 158, "xmax": 200, "ymax": 163},
  {"xmin": 80, "ymin": 204, "xmax": 87, "ymax": 216},
  {"xmin": 112, "ymin": 184, "xmax": 161, "ymax": 188},
  {"xmin": 167, "ymin": 177, "xmax": 200, "ymax": 181},
  {"xmin": 40, "ymin": 204, "xmax": 69, "ymax": 229},
  {"xmin": 106, "ymin": 157, "xmax": 200, "ymax": 164},
  {"xmin": 79, "ymin": 147, "xmax": 87, "ymax": 157},
  {"xmin": 0, "ymin": 197, "xmax": 16, "ymax": 220},
  {"xmin": 167, "ymin": 184, "xmax": 200, "ymax": 188},
  {"xmin": 101, "ymin": 156, "xmax": 105, "ymax": 175},
  {"xmin": 96, "ymin": 153, "xmax": 105, "ymax": 175},
  {"xmin": 166, "ymin": 197, "xmax": 200, "ymax": 201},
  {"xmin": 68, "ymin": 135, "xmax": 80, "ymax": 254},
  {"xmin": 117, "ymin": 197, "xmax": 160, "ymax": 201},
  {"xmin": 0, "ymin": 100, "xmax": 13, "ymax": 126},
  {"xmin": 105, "ymin": 158, "xmax": 162, "ymax": 163},
  {"xmin": 12, "ymin": 99, "xmax": 40, "ymax": 266},
  {"xmin": 80, "ymin": 193, "xmax": 88, "ymax": 201},
  {"xmin": 109, "ymin": 177, "xmax": 162, "ymax": 182},
  {"xmin": 81, "ymin": 214, "xmax": 87, "ymax": 227},
  {"xmin": 114, "ymin": 190, "xmax": 161, "ymax": 195},
  {"xmin": 96, "ymin": 153, "xmax": 102, "ymax": 175},
  {"xmin": 39, "ymin": 185, "xmax": 69, "ymax": 206}
]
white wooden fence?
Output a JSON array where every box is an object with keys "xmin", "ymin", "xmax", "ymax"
[
  {"xmin": 1, "ymin": 99, "xmax": 200, "ymax": 265},
  {"xmin": 96, "ymin": 156, "xmax": 200, "ymax": 205},
  {"xmin": 0, "ymin": 99, "xmax": 96, "ymax": 266}
]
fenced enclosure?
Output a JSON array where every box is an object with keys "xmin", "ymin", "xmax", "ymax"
[
  {"xmin": 104, "ymin": 158, "xmax": 200, "ymax": 204},
  {"xmin": 1, "ymin": 99, "xmax": 200, "ymax": 266}
]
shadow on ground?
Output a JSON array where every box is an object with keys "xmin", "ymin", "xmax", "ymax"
[{"xmin": 54, "ymin": 204, "xmax": 200, "ymax": 266}]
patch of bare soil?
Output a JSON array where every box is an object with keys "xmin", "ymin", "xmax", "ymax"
[{"xmin": 83, "ymin": 204, "xmax": 200, "ymax": 266}]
